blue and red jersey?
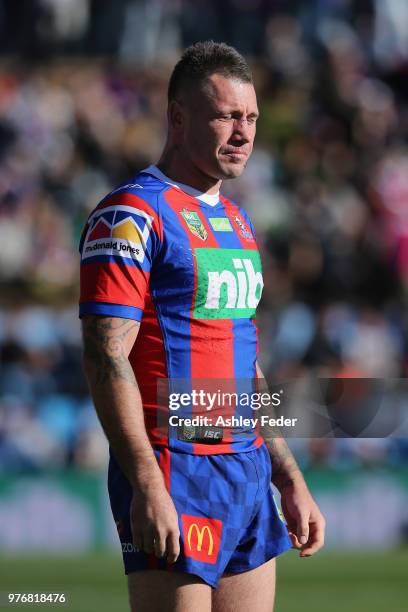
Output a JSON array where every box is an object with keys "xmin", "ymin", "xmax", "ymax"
[{"xmin": 79, "ymin": 166, "xmax": 265, "ymax": 454}]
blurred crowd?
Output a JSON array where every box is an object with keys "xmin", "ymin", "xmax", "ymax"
[{"xmin": 1, "ymin": 0, "xmax": 408, "ymax": 472}]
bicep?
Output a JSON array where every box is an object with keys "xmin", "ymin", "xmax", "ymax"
[{"xmin": 81, "ymin": 315, "xmax": 140, "ymax": 360}]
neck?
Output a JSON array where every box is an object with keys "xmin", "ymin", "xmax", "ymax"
[{"xmin": 157, "ymin": 144, "xmax": 221, "ymax": 195}]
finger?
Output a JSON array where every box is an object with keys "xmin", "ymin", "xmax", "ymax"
[
  {"xmin": 300, "ymin": 538, "xmax": 324, "ymax": 556},
  {"xmin": 297, "ymin": 514, "xmax": 310, "ymax": 546},
  {"xmin": 153, "ymin": 530, "xmax": 166, "ymax": 558},
  {"xmin": 300, "ymin": 524, "xmax": 325, "ymax": 557},
  {"xmin": 288, "ymin": 531, "xmax": 302, "ymax": 549},
  {"xmin": 166, "ymin": 530, "xmax": 180, "ymax": 564}
]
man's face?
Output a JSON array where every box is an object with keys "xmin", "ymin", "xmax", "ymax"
[{"xmin": 177, "ymin": 73, "xmax": 259, "ymax": 181}]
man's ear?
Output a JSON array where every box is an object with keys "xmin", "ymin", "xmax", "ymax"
[{"xmin": 168, "ymin": 99, "xmax": 184, "ymax": 132}]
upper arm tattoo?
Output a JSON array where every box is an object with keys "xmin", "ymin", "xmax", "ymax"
[{"xmin": 81, "ymin": 317, "xmax": 140, "ymax": 386}]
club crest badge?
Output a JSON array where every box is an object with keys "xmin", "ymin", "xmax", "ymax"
[
  {"xmin": 181, "ymin": 209, "xmax": 208, "ymax": 241},
  {"xmin": 234, "ymin": 215, "xmax": 253, "ymax": 240}
]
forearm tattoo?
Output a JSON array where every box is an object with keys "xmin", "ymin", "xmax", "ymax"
[
  {"xmin": 256, "ymin": 364, "xmax": 302, "ymax": 488},
  {"xmin": 265, "ymin": 436, "xmax": 301, "ymax": 489}
]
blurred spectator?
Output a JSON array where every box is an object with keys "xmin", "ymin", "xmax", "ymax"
[{"xmin": 1, "ymin": 0, "xmax": 407, "ymax": 472}]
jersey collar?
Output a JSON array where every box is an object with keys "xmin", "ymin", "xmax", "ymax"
[{"xmin": 142, "ymin": 164, "xmax": 221, "ymax": 207}]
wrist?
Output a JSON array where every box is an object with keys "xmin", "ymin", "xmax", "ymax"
[
  {"xmin": 273, "ymin": 469, "xmax": 305, "ymax": 492},
  {"xmin": 126, "ymin": 451, "xmax": 165, "ymax": 493}
]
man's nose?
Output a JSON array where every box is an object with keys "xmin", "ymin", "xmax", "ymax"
[{"xmin": 232, "ymin": 118, "xmax": 251, "ymax": 141}]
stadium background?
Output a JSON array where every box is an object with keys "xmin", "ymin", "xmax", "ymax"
[{"xmin": 0, "ymin": 1, "xmax": 407, "ymax": 610}]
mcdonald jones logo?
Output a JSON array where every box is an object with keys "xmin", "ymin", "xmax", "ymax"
[{"xmin": 181, "ymin": 514, "xmax": 223, "ymax": 564}]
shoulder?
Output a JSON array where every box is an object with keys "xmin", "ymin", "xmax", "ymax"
[
  {"xmin": 79, "ymin": 171, "xmax": 169, "ymax": 253},
  {"xmin": 95, "ymin": 170, "xmax": 170, "ymax": 217}
]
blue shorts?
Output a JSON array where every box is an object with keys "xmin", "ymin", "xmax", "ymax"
[{"xmin": 108, "ymin": 443, "xmax": 292, "ymax": 588}]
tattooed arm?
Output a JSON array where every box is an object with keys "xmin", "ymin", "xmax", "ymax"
[
  {"xmin": 81, "ymin": 315, "xmax": 158, "ymax": 484},
  {"xmin": 256, "ymin": 361, "xmax": 325, "ymax": 557},
  {"xmin": 255, "ymin": 362, "xmax": 303, "ymax": 488},
  {"xmin": 81, "ymin": 315, "xmax": 180, "ymax": 561}
]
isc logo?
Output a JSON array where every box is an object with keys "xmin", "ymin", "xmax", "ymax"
[{"xmin": 194, "ymin": 248, "xmax": 263, "ymax": 319}]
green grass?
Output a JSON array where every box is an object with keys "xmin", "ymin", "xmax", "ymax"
[
  {"xmin": 0, "ymin": 549, "xmax": 407, "ymax": 612},
  {"xmin": 275, "ymin": 549, "xmax": 408, "ymax": 612},
  {"xmin": 0, "ymin": 553, "xmax": 127, "ymax": 612}
]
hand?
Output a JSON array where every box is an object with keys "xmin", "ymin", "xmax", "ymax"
[
  {"xmin": 130, "ymin": 483, "xmax": 180, "ymax": 563},
  {"xmin": 279, "ymin": 477, "xmax": 325, "ymax": 557}
]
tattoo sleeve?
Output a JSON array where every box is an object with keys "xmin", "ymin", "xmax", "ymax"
[
  {"xmin": 264, "ymin": 436, "xmax": 302, "ymax": 490},
  {"xmin": 256, "ymin": 362, "xmax": 303, "ymax": 490},
  {"xmin": 82, "ymin": 316, "xmax": 139, "ymax": 387},
  {"xmin": 81, "ymin": 315, "xmax": 163, "ymax": 489}
]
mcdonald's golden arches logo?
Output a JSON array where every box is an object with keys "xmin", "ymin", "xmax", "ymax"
[
  {"xmin": 181, "ymin": 514, "xmax": 223, "ymax": 564},
  {"xmin": 188, "ymin": 524, "xmax": 214, "ymax": 555}
]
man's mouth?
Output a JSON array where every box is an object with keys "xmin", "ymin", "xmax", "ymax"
[{"xmin": 221, "ymin": 150, "xmax": 248, "ymax": 159}]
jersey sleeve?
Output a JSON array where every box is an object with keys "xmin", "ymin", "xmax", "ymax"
[{"xmin": 79, "ymin": 187, "xmax": 163, "ymax": 321}]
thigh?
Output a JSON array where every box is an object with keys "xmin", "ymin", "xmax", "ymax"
[
  {"xmin": 128, "ymin": 570, "xmax": 212, "ymax": 612},
  {"xmin": 212, "ymin": 558, "xmax": 276, "ymax": 612}
]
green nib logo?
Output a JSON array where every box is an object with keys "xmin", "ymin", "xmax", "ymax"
[{"xmin": 194, "ymin": 248, "xmax": 263, "ymax": 319}]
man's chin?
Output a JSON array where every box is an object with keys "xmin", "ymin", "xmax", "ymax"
[{"xmin": 218, "ymin": 161, "xmax": 246, "ymax": 179}]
